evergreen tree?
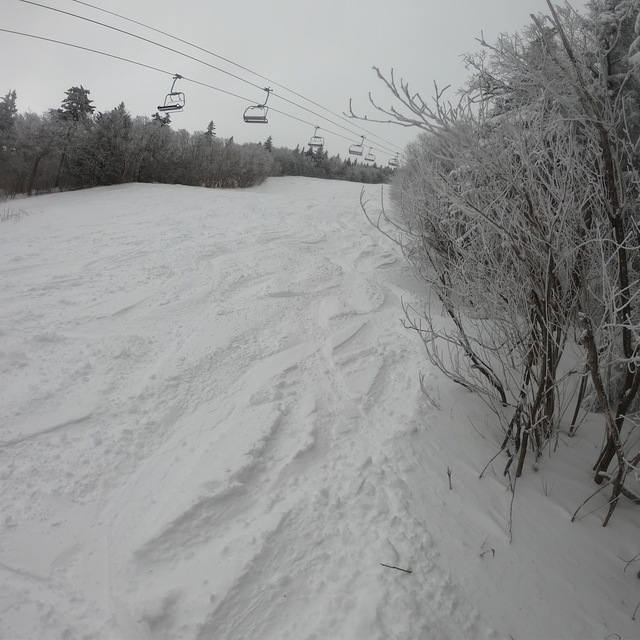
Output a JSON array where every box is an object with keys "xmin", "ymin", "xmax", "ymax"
[
  {"xmin": 0, "ymin": 90, "xmax": 18, "ymax": 194},
  {"xmin": 49, "ymin": 86, "xmax": 96, "ymax": 188},
  {"xmin": 205, "ymin": 120, "xmax": 216, "ymax": 138},
  {"xmin": 90, "ymin": 103, "xmax": 132, "ymax": 185},
  {"xmin": 56, "ymin": 86, "xmax": 95, "ymax": 122},
  {"xmin": 0, "ymin": 90, "xmax": 17, "ymax": 135},
  {"xmin": 63, "ymin": 102, "xmax": 132, "ymax": 188},
  {"xmin": 264, "ymin": 135, "xmax": 273, "ymax": 152},
  {"xmin": 311, "ymin": 146, "xmax": 327, "ymax": 172},
  {"xmin": 152, "ymin": 112, "xmax": 171, "ymax": 127}
]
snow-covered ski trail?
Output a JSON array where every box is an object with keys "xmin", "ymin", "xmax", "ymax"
[
  {"xmin": 0, "ymin": 178, "xmax": 495, "ymax": 639},
  {"xmin": 9, "ymin": 178, "xmax": 640, "ymax": 640}
]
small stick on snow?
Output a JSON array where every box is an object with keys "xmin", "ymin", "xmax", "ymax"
[
  {"xmin": 447, "ymin": 466, "xmax": 452, "ymax": 490},
  {"xmin": 380, "ymin": 563, "xmax": 412, "ymax": 574}
]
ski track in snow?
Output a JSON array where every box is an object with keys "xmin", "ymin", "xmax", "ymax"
[{"xmin": 0, "ymin": 179, "xmax": 494, "ymax": 639}]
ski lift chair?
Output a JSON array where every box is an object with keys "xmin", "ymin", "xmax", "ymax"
[
  {"xmin": 309, "ymin": 126, "xmax": 324, "ymax": 147},
  {"xmin": 388, "ymin": 154, "xmax": 399, "ymax": 167},
  {"xmin": 349, "ymin": 136, "xmax": 365, "ymax": 156},
  {"xmin": 364, "ymin": 147, "xmax": 376, "ymax": 163},
  {"xmin": 244, "ymin": 87, "xmax": 272, "ymax": 124},
  {"xmin": 157, "ymin": 74, "xmax": 185, "ymax": 113}
]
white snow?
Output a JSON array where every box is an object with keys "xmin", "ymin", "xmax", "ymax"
[{"xmin": 1, "ymin": 177, "xmax": 639, "ymax": 639}]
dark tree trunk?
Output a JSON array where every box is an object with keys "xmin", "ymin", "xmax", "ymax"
[{"xmin": 27, "ymin": 154, "xmax": 44, "ymax": 196}]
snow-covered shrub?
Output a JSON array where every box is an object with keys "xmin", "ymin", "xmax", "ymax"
[{"xmin": 365, "ymin": 0, "xmax": 640, "ymax": 524}]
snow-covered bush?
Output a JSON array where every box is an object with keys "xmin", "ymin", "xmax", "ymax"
[{"xmin": 365, "ymin": 0, "xmax": 640, "ymax": 524}]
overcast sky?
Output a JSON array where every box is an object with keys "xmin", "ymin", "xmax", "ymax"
[{"xmin": 3, "ymin": 0, "xmax": 588, "ymax": 162}]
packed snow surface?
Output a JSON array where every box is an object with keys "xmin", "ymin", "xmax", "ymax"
[{"xmin": 1, "ymin": 178, "xmax": 639, "ymax": 640}]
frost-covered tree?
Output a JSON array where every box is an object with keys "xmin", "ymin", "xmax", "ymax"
[
  {"xmin": 151, "ymin": 111, "xmax": 171, "ymax": 127},
  {"xmin": 0, "ymin": 90, "xmax": 18, "ymax": 195},
  {"xmin": 12, "ymin": 112, "xmax": 62, "ymax": 195},
  {"xmin": 50, "ymin": 86, "xmax": 97, "ymax": 189},
  {"xmin": 0, "ymin": 83, "xmax": 390, "ymax": 195},
  {"xmin": 0, "ymin": 89, "xmax": 17, "ymax": 135},
  {"xmin": 87, "ymin": 102, "xmax": 133, "ymax": 185},
  {"xmin": 205, "ymin": 120, "xmax": 216, "ymax": 139},
  {"xmin": 359, "ymin": 0, "xmax": 640, "ymax": 524},
  {"xmin": 55, "ymin": 85, "xmax": 95, "ymax": 122},
  {"xmin": 129, "ymin": 115, "xmax": 174, "ymax": 182}
]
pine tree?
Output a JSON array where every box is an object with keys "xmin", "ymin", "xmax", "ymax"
[
  {"xmin": 0, "ymin": 90, "xmax": 18, "ymax": 194},
  {"xmin": 205, "ymin": 120, "xmax": 216, "ymax": 138},
  {"xmin": 152, "ymin": 112, "xmax": 171, "ymax": 127},
  {"xmin": 0, "ymin": 90, "xmax": 17, "ymax": 135},
  {"xmin": 48, "ymin": 86, "xmax": 96, "ymax": 188},
  {"xmin": 56, "ymin": 86, "xmax": 95, "ymax": 122},
  {"xmin": 264, "ymin": 135, "xmax": 273, "ymax": 152},
  {"xmin": 87, "ymin": 102, "xmax": 132, "ymax": 186}
]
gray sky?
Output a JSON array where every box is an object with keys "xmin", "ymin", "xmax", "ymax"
[{"xmin": 2, "ymin": 0, "xmax": 588, "ymax": 162}]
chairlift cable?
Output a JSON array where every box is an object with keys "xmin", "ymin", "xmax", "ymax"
[
  {"xmin": 22, "ymin": 0, "xmax": 398, "ymax": 153},
  {"xmin": 185, "ymin": 78, "xmax": 383, "ymax": 149},
  {"xmin": 0, "ymin": 28, "xmax": 173, "ymax": 78},
  {"xmin": 17, "ymin": 0, "xmax": 267, "ymax": 92},
  {"xmin": 268, "ymin": 90, "xmax": 398, "ymax": 155},
  {"xmin": 67, "ymin": 0, "xmax": 403, "ymax": 153},
  {"xmin": 41, "ymin": 0, "xmax": 404, "ymax": 153},
  {"xmin": 0, "ymin": 27, "xmax": 392, "ymax": 155},
  {"xmin": 0, "ymin": 28, "xmax": 250, "ymax": 103}
]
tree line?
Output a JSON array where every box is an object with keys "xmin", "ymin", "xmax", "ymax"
[
  {"xmin": 367, "ymin": 0, "xmax": 640, "ymax": 526},
  {"xmin": 0, "ymin": 87, "xmax": 392, "ymax": 198}
]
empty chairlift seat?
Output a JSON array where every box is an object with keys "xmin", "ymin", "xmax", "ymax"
[
  {"xmin": 244, "ymin": 87, "xmax": 272, "ymax": 124},
  {"xmin": 349, "ymin": 136, "xmax": 365, "ymax": 156},
  {"xmin": 157, "ymin": 74, "xmax": 185, "ymax": 113},
  {"xmin": 309, "ymin": 126, "xmax": 324, "ymax": 147}
]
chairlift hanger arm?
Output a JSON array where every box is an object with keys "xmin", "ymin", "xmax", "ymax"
[
  {"xmin": 170, "ymin": 73, "xmax": 183, "ymax": 92},
  {"xmin": 260, "ymin": 87, "xmax": 272, "ymax": 107}
]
